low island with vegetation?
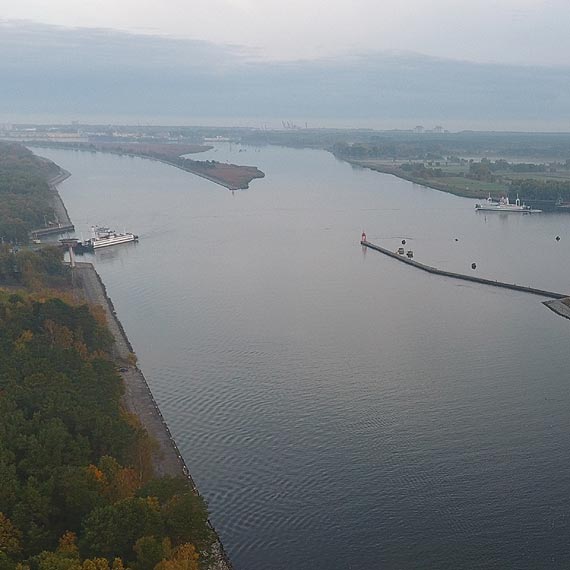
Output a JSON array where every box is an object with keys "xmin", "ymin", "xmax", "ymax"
[{"xmin": 27, "ymin": 140, "xmax": 265, "ymax": 191}]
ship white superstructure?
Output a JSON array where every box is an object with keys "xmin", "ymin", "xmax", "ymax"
[
  {"xmin": 89, "ymin": 226, "xmax": 138, "ymax": 249},
  {"xmin": 475, "ymin": 194, "xmax": 541, "ymax": 213}
]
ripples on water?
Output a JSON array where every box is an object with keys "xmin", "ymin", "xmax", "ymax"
[{"xmin": 37, "ymin": 145, "xmax": 570, "ymax": 569}]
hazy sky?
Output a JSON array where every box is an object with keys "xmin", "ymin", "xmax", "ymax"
[
  {"xmin": 3, "ymin": 0, "xmax": 569, "ymax": 64},
  {"xmin": 2, "ymin": 20, "xmax": 569, "ymax": 130},
  {"xmin": 2, "ymin": 2, "xmax": 569, "ymax": 129}
]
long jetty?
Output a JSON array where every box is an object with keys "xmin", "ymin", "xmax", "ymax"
[{"xmin": 361, "ymin": 240, "xmax": 568, "ymax": 299}]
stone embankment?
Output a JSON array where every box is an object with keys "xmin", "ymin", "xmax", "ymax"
[
  {"xmin": 543, "ymin": 298, "xmax": 570, "ymax": 321},
  {"xmin": 73, "ymin": 262, "xmax": 233, "ymax": 570},
  {"xmin": 31, "ymin": 169, "xmax": 75, "ymax": 237}
]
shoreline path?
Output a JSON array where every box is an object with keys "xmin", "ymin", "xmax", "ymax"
[
  {"xmin": 40, "ymin": 156, "xmax": 235, "ymax": 568},
  {"xmin": 73, "ymin": 264, "xmax": 233, "ymax": 569}
]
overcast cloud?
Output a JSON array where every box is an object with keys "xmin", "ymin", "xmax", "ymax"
[
  {"xmin": 1, "ymin": 21, "xmax": 569, "ymax": 130},
  {"xmin": 2, "ymin": 0, "xmax": 570, "ymax": 65}
]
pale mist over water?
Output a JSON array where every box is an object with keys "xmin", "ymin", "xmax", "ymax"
[{"xmin": 35, "ymin": 144, "xmax": 570, "ymax": 570}]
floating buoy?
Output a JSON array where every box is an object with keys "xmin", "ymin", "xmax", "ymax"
[
  {"xmin": 471, "ymin": 263, "xmax": 477, "ymax": 270},
  {"xmin": 454, "ymin": 238, "xmax": 459, "ymax": 242},
  {"xmin": 556, "ymin": 236, "xmax": 561, "ymax": 242},
  {"xmin": 402, "ymin": 239, "xmax": 406, "ymax": 245}
]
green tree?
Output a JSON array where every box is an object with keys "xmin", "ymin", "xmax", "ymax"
[
  {"xmin": 81, "ymin": 498, "xmax": 163, "ymax": 560},
  {"xmin": 137, "ymin": 478, "xmax": 190, "ymax": 505},
  {"xmin": 133, "ymin": 537, "xmax": 170, "ymax": 570},
  {"xmin": 162, "ymin": 494, "xmax": 212, "ymax": 549}
]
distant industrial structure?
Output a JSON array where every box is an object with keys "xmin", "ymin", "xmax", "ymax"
[{"xmin": 413, "ymin": 125, "xmax": 447, "ymax": 134}]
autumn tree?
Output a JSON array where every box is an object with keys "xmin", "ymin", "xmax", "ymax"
[
  {"xmin": 154, "ymin": 544, "xmax": 199, "ymax": 570},
  {"xmin": 0, "ymin": 292, "xmax": 215, "ymax": 565},
  {"xmin": 0, "ymin": 513, "xmax": 22, "ymax": 556}
]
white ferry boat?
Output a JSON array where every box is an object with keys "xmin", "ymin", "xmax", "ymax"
[
  {"xmin": 88, "ymin": 226, "xmax": 138, "ymax": 249},
  {"xmin": 475, "ymin": 194, "xmax": 541, "ymax": 213}
]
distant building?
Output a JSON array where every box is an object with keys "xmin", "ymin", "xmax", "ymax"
[
  {"xmin": 433, "ymin": 125, "xmax": 444, "ymax": 133},
  {"xmin": 414, "ymin": 125, "xmax": 424, "ymax": 134},
  {"xmin": 203, "ymin": 135, "xmax": 231, "ymax": 142}
]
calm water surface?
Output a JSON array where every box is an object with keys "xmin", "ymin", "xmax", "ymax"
[{"xmin": 36, "ymin": 145, "xmax": 570, "ymax": 570}]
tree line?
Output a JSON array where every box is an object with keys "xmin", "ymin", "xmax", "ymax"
[
  {"xmin": 0, "ymin": 246, "xmax": 69, "ymax": 290},
  {"xmin": 0, "ymin": 143, "xmax": 60, "ymax": 244},
  {"xmin": 0, "ymin": 146, "xmax": 219, "ymax": 569},
  {"xmin": 0, "ymin": 290, "xmax": 213, "ymax": 570},
  {"xmin": 509, "ymin": 179, "xmax": 570, "ymax": 201}
]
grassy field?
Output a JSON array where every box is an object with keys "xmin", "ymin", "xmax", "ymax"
[
  {"xmin": 504, "ymin": 170, "xmax": 570, "ymax": 182},
  {"xmin": 434, "ymin": 176, "xmax": 507, "ymax": 195},
  {"xmin": 353, "ymin": 160, "xmax": 508, "ymax": 198},
  {"xmin": 352, "ymin": 158, "xmax": 570, "ymax": 200}
]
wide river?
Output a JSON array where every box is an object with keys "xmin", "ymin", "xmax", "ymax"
[{"xmin": 36, "ymin": 144, "xmax": 570, "ymax": 570}]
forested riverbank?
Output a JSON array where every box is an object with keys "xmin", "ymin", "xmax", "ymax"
[
  {"xmin": 0, "ymin": 144, "xmax": 229, "ymax": 570},
  {"xmin": 0, "ymin": 143, "xmax": 62, "ymax": 243},
  {"xmin": 0, "ymin": 284, "xmax": 214, "ymax": 570}
]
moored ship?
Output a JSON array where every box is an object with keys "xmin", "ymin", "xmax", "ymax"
[
  {"xmin": 475, "ymin": 194, "xmax": 541, "ymax": 213},
  {"xmin": 75, "ymin": 226, "xmax": 138, "ymax": 251}
]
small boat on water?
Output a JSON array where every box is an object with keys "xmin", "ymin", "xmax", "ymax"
[
  {"xmin": 555, "ymin": 197, "xmax": 570, "ymax": 210},
  {"xmin": 475, "ymin": 194, "xmax": 541, "ymax": 213},
  {"xmin": 75, "ymin": 226, "xmax": 138, "ymax": 251}
]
